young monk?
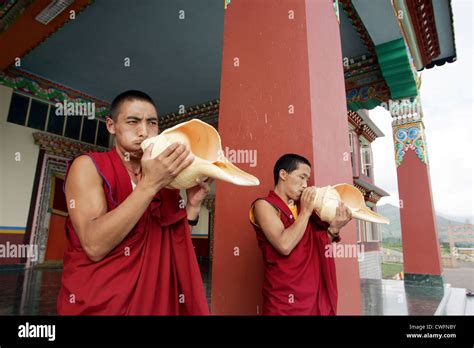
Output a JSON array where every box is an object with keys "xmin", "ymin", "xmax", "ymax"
[
  {"xmin": 250, "ymin": 154, "xmax": 352, "ymax": 315},
  {"xmin": 57, "ymin": 90, "xmax": 210, "ymax": 315}
]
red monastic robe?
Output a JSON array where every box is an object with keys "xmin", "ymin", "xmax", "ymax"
[
  {"xmin": 57, "ymin": 147, "xmax": 209, "ymax": 315},
  {"xmin": 250, "ymin": 190, "xmax": 339, "ymax": 315}
]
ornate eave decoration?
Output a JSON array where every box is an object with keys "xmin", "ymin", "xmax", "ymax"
[
  {"xmin": 0, "ymin": 0, "xmax": 34, "ymax": 33},
  {"xmin": 347, "ymin": 110, "xmax": 378, "ymax": 143},
  {"xmin": 375, "ymin": 38, "xmax": 419, "ymax": 100},
  {"xmin": 0, "ymin": 68, "xmax": 110, "ymax": 119},
  {"xmin": 33, "ymin": 131, "xmax": 108, "ymax": 158},
  {"xmin": 159, "ymin": 100, "xmax": 219, "ymax": 130},
  {"xmin": 405, "ymin": 0, "xmax": 440, "ymax": 67},
  {"xmin": 344, "ymin": 54, "xmax": 391, "ymax": 111},
  {"xmin": 339, "ymin": 0, "xmax": 376, "ymax": 55},
  {"xmin": 353, "ymin": 181, "xmax": 385, "ymax": 204}
]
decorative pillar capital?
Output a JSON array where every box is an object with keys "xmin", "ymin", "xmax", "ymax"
[{"xmin": 389, "ymin": 97, "xmax": 428, "ymax": 167}]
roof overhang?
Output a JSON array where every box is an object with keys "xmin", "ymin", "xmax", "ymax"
[
  {"xmin": 354, "ymin": 178, "xmax": 390, "ymax": 204},
  {"xmin": 393, "ymin": 0, "xmax": 457, "ymax": 71},
  {"xmin": 348, "ymin": 109, "xmax": 385, "ymax": 142}
]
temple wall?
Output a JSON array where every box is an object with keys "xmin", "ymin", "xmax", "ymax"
[{"xmin": 0, "ymin": 85, "xmax": 39, "ymax": 265}]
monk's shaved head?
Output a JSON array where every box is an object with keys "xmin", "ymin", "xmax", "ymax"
[
  {"xmin": 110, "ymin": 90, "xmax": 157, "ymax": 121},
  {"xmin": 273, "ymin": 154, "xmax": 311, "ymax": 185}
]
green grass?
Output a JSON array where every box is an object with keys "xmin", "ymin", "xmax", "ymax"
[
  {"xmin": 382, "ymin": 243, "xmax": 403, "ymax": 253},
  {"xmin": 381, "ymin": 262, "xmax": 403, "ymax": 279}
]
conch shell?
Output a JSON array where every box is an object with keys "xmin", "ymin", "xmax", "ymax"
[
  {"xmin": 140, "ymin": 119, "xmax": 260, "ymax": 189},
  {"xmin": 313, "ymin": 184, "xmax": 389, "ymax": 224}
]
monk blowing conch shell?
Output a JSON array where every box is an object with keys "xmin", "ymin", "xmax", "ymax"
[
  {"xmin": 141, "ymin": 119, "xmax": 260, "ymax": 189},
  {"xmin": 312, "ymin": 184, "xmax": 390, "ymax": 225}
]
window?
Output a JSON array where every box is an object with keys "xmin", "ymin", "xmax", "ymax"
[
  {"xmin": 27, "ymin": 99, "xmax": 48, "ymax": 130},
  {"xmin": 96, "ymin": 121, "xmax": 109, "ymax": 148},
  {"xmin": 6, "ymin": 92, "xmax": 109, "ymax": 147},
  {"xmin": 7, "ymin": 93, "xmax": 29, "ymax": 125},
  {"xmin": 356, "ymin": 219, "xmax": 362, "ymax": 242},
  {"xmin": 64, "ymin": 115, "xmax": 82, "ymax": 140},
  {"xmin": 364, "ymin": 220, "xmax": 379, "ymax": 241},
  {"xmin": 46, "ymin": 106, "xmax": 65, "ymax": 135},
  {"xmin": 360, "ymin": 145, "xmax": 372, "ymax": 177},
  {"xmin": 81, "ymin": 118, "xmax": 97, "ymax": 144},
  {"xmin": 349, "ymin": 132, "xmax": 354, "ymax": 153},
  {"xmin": 349, "ymin": 131, "xmax": 355, "ymax": 171}
]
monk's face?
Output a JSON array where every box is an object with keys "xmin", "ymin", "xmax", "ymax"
[
  {"xmin": 282, "ymin": 163, "xmax": 311, "ymax": 202},
  {"xmin": 106, "ymin": 99, "xmax": 159, "ymax": 159}
]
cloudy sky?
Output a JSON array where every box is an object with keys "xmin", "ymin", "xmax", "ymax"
[{"xmin": 370, "ymin": 0, "xmax": 473, "ymax": 221}]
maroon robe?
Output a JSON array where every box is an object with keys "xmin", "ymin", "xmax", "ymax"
[
  {"xmin": 251, "ymin": 190, "xmax": 339, "ymax": 315},
  {"xmin": 57, "ymin": 147, "xmax": 209, "ymax": 315}
]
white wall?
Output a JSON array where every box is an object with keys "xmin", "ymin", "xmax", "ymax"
[{"xmin": 0, "ymin": 85, "xmax": 39, "ymax": 229}]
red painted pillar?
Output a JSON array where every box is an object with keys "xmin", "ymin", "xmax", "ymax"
[
  {"xmin": 211, "ymin": 0, "xmax": 360, "ymax": 314},
  {"xmin": 392, "ymin": 110, "xmax": 443, "ymax": 286}
]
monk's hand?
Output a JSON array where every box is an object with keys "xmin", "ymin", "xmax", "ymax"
[
  {"xmin": 329, "ymin": 201, "xmax": 352, "ymax": 235},
  {"xmin": 186, "ymin": 178, "xmax": 213, "ymax": 206},
  {"xmin": 299, "ymin": 187, "xmax": 317, "ymax": 218},
  {"xmin": 185, "ymin": 178, "xmax": 213, "ymax": 220},
  {"xmin": 140, "ymin": 142, "xmax": 194, "ymax": 194}
]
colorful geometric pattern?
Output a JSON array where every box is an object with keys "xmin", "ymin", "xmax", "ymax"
[
  {"xmin": 33, "ymin": 131, "xmax": 108, "ymax": 158},
  {"xmin": 344, "ymin": 53, "xmax": 391, "ymax": 111},
  {"xmin": 393, "ymin": 122, "xmax": 428, "ymax": 166},
  {"xmin": 0, "ymin": 68, "xmax": 110, "ymax": 119},
  {"xmin": 159, "ymin": 100, "xmax": 219, "ymax": 131},
  {"xmin": 346, "ymin": 80, "xmax": 390, "ymax": 111}
]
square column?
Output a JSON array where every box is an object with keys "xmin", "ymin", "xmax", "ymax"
[
  {"xmin": 391, "ymin": 98, "xmax": 443, "ymax": 286},
  {"xmin": 211, "ymin": 0, "xmax": 361, "ymax": 314}
]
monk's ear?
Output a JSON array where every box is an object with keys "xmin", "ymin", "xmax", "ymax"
[
  {"xmin": 105, "ymin": 116, "xmax": 116, "ymax": 135},
  {"xmin": 279, "ymin": 169, "xmax": 287, "ymax": 182}
]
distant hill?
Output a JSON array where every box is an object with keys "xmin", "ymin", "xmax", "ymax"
[{"xmin": 376, "ymin": 204, "xmax": 472, "ymax": 246}]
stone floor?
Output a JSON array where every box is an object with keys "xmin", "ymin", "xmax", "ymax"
[
  {"xmin": 361, "ymin": 278, "xmax": 446, "ymax": 315},
  {"xmin": 0, "ymin": 260, "xmax": 212, "ymax": 315},
  {"xmin": 0, "ymin": 261, "xmax": 470, "ymax": 315}
]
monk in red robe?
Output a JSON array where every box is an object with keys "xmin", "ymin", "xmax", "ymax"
[
  {"xmin": 249, "ymin": 154, "xmax": 352, "ymax": 315},
  {"xmin": 57, "ymin": 90, "xmax": 210, "ymax": 315}
]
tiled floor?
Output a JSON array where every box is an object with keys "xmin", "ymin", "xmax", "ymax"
[
  {"xmin": 360, "ymin": 278, "xmax": 445, "ymax": 315},
  {"xmin": 0, "ymin": 263, "xmax": 469, "ymax": 315},
  {"xmin": 0, "ymin": 260, "xmax": 212, "ymax": 315},
  {"xmin": 0, "ymin": 267, "xmax": 62, "ymax": 315}
]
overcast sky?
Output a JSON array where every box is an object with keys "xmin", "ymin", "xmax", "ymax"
[{"xmin": 370, "ymin": 0, "xmax": 473, "ymax": 221}]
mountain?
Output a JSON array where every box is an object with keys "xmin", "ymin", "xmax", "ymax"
[{"xmin": 376, "ymin": 204, "xmax": 472, "ymax": 246}]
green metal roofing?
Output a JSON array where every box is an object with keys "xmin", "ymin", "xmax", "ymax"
[
  {"xmin": 375, "ymin": 38, "xmax": 418, "ymax": 100},
  {"xmin": 348, "ymin": 99, "xmax": 382, "ymax": 112}
]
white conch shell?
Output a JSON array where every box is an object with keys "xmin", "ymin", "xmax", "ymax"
[
  {"xmin": 140, "ymin": 119, "xmax": 260, "ymax": 189},
  {"xmin": 313, "ymin": 184, "xmax": 389, "ymax": 225}
]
